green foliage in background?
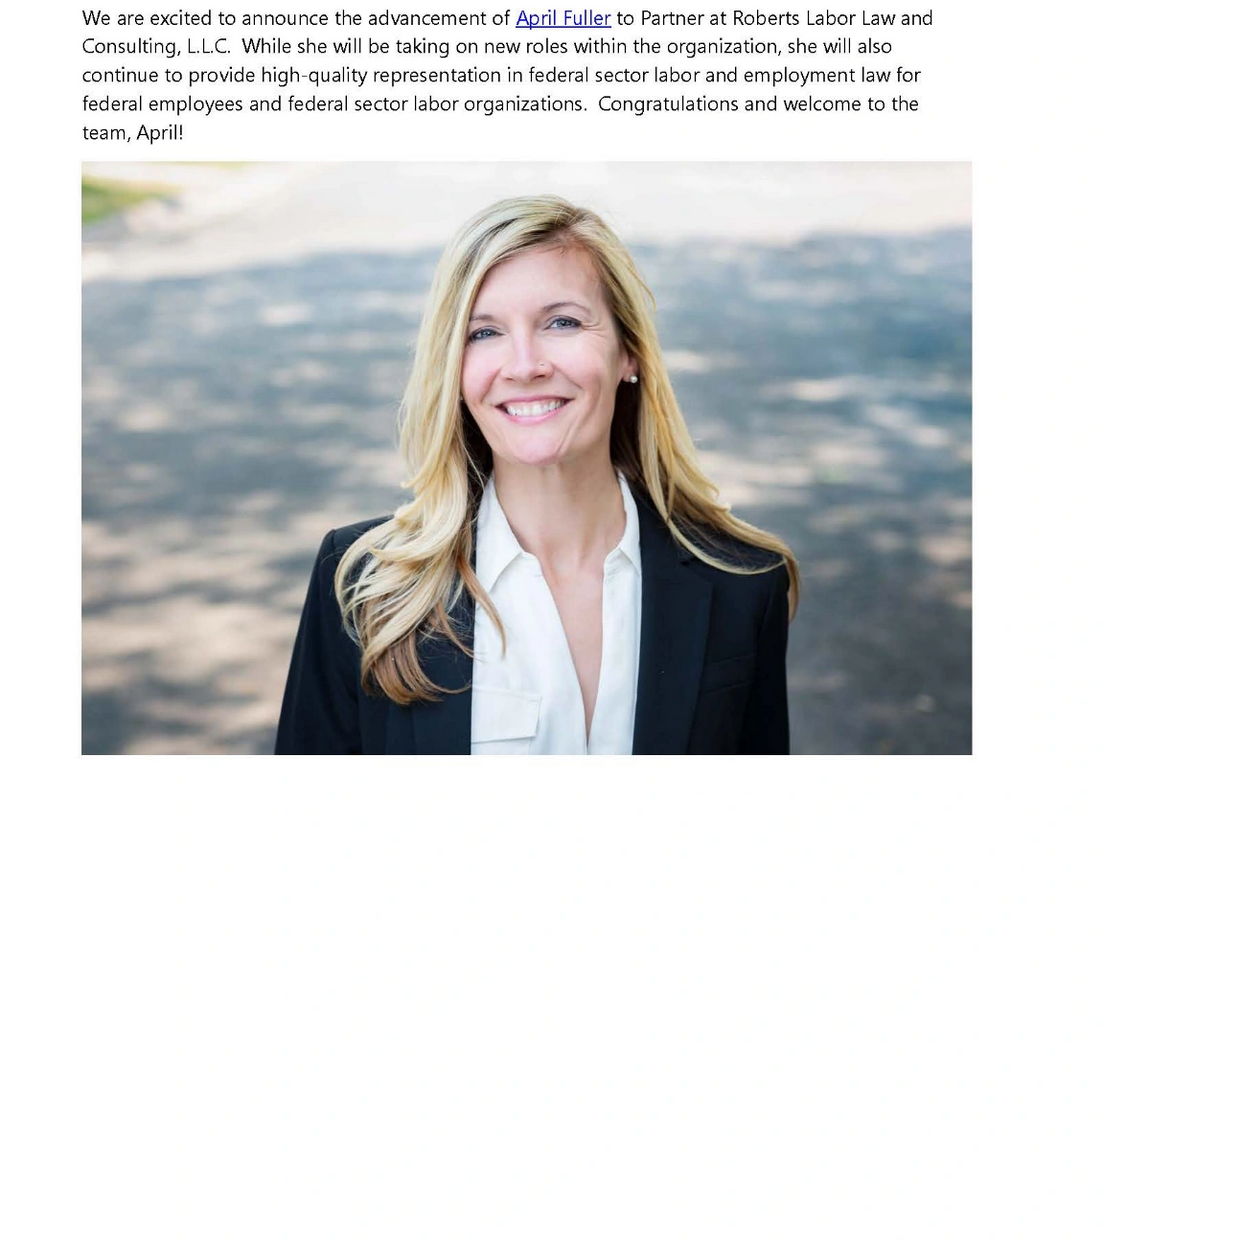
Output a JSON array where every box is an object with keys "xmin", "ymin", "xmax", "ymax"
[{"xmin": 82, "ymin": 175, "xmax": 170, "ymax": 225}]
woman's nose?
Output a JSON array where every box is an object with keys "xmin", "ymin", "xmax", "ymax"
[{"xmin": 501, "ymin": 334, "xmax": 552, "ymax": 382}]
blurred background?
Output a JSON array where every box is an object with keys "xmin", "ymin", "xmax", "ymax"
[{"xmin": 82, "ymin": 162, "xmax": 971, "ymax": 755}]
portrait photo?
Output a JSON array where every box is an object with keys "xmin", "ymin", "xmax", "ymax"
[{"xmin": 81, "ymin": 161, "xmax": 972, "ymax": 755}]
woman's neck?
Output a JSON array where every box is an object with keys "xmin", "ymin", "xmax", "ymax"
[{"xmin": 492, "ymin": 455, "xmax": 625, "ymax": 579}]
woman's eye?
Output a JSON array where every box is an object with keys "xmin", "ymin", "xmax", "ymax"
[
  {"xmin": 467, "ymin": 327, "xmax": 498, "ymax": 343},
  {"xmin": 549, "ymin": 316, "xmax": 581, "ymax": 330}
]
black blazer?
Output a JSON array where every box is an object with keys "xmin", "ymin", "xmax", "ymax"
[{"xmin": 275, "ymin": 491, "xmax": 790, "ymax": 754}]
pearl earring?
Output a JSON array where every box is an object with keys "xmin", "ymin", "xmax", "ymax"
[{"xmin": 627, "ymin": 375, "xmax": 639, "ymax": 384}]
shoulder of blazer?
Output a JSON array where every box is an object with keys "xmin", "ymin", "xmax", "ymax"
[
  {"xmin": 631, "ymin": 486, "xmax": 782, "ymax": 567},
  {"xmin": 325, "ymin": 515, "xmax": 395, "ymax": 561},
  {"xmin": 681, "ymin": 529, "xmax": 786, "ymax": 581},
  {"xmin": 641, "ymin": 498, "xmax": 787, "ymax": 595},
  {"xmin": 631, "ymin": 488, "xmax": 789, "ymax": 654},
  {"xmin": 684, "ymin": 538, "xmax": 789, "ymax": 635}
]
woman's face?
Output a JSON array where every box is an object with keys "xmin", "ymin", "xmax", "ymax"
[{"xmin": 460, "ymin": 244, "xmax": 634, "ymax": 474}]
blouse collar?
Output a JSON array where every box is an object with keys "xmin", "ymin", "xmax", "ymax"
[{"xmin": 475, "ymin": 470, "xmax": 641, "ymax": 592}]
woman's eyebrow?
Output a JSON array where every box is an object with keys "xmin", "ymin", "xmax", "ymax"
[
  {"xmin": 541, "ymin": 300, "xmax": 592, "ymax": 316},
  {"xmin": 468, "ymin": 300, "xmax": 592, "ymax": 323}
]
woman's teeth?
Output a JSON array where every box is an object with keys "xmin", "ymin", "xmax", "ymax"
[{"xmin": 503, "ymin": 399, "xmax": 566, "ymax": 418}]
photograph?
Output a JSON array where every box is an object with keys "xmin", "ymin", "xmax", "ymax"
[{"xmin": 82, "ymin": 161, "xmax": 972, "ymax": 754}]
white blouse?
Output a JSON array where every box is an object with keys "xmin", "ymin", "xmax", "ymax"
[{"xmin": 470, "ymin": 472, "xmax": 642, "ymax": 755}]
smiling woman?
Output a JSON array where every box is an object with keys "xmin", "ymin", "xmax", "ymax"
[{"xmin": 275, "ymin": 195, "xmax": 799, "ymax": 755}]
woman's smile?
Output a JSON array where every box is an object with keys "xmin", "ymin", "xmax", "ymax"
[{"xmin": 498, "ymin": 396, "xmax": 571, "ymax": 422}]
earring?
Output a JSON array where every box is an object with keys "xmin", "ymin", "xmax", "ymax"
[{"xmin": 626, "ymin": 375, "xmax": 639, "ymax": 384}]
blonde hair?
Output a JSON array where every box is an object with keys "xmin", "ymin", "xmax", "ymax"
[{"xmin": 336, "ymin": 195, "xmax": 800, "ymax": 704}]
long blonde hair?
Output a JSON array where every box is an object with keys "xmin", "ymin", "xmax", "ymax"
[{"xmin": 336, "ymin": 195, "xmax": 799, "ymax": 703}]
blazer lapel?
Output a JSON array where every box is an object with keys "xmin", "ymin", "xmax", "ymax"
[{"xmin": 632, "ymin": 494, "xmax": 713, "ymax": 754}]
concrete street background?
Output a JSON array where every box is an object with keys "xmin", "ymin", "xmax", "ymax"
[{"xmin": 82, "ymin": 162, "xmax": 971, "ymax": 754}]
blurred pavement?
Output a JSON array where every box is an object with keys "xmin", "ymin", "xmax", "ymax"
[{"xmin": 82, "ymin": 162, "xmax": 971, "ymax": 754}]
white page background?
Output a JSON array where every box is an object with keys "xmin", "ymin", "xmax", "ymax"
[{"xmin": 5, "ymin": 1, "xmax": 1191, "ymax": 1236}]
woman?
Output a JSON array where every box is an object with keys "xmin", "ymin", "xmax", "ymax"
[{"xmin": 276, "ymin": 195, "xmax": 799, "ymax": 754}]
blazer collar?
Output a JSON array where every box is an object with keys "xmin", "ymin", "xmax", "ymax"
[{"xmin": 390, "ymin": 483, "xmax": 713, "ymax": 755}]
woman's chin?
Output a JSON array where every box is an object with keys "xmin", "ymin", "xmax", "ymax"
[
  {"xmin": 494, "ymin": 430, "xmax": 588, "ymax": 472},
  {"xmin": 501, "ymin": 450, "xmax": 570, "ymax": 471}
]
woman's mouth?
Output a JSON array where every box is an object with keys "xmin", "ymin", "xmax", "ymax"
[{"xmin": 499, "ymin": 398, "xmax": 569, "ymax": 422}]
